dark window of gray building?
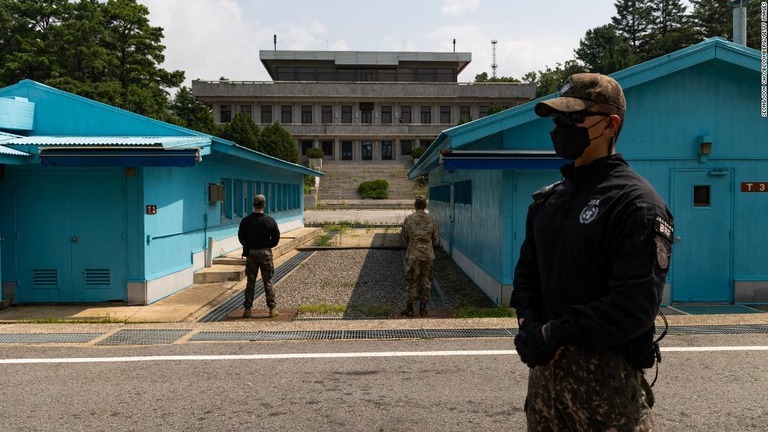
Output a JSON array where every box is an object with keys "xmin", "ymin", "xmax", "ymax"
[
  {"xmin": 281, "ymin": 105, "xmax": 292, "ymax": 124},
  {"xmin": 261, "ymin": 105, "xmax": 272, "ymax": 123},
  {"xmin": 382, "ymin": 141, "xmax": 392, "ymax": 160},
  {"xmin": 341, "ymin": 141, "xmax": 353, "ymax": 160},
  {"xmin": 321, "ymin": 105, "xmax": 333, "ymax": 124},
  {"xmin": 360, "ymin": 102, "xmax": 373, "ymax": 124},
  {"xmin": 420, "ymin": 106, "xmax": 431, "ymax": 124},
  {"xmin": 301, "ymin": 140, "xmax": 314, "ymax": 155},
  {"xmin": 301, "ymin": 105, "xmax": 312, "ymax": 124},
  {"xmin": 459, "ymin": 105, "xmax": 471, "ymax": 122},
  {"xmin": 321, "ymin": 140, "xmax": 333, "ymax": 156},
  {"xmin": 479, "ymin": 105, "xmax": 489, "ymax": 117},
  {"xmin": 240, "ymin": 104, "xmax": 252, "ymax": 119},
  {"xmin": 220, "ymin": 105, "xmax": 232, "ymax": 123},
  {"xmin": 381, "ymin": 105, "xmax": 392, "ymax": 124},
  {"xmin": 362, "ymin": 141, "xmax": 373, "ymax": 160},
  {"xmin": 400, "ymin": 106, "xmax": 412, "ymax": 123},
  {"xmin": 440, "ymin": 106, "xmax": 451, "ymax": 124},
  {"xmin": 341, "ymin": 105, "xmax": 352, "ymax": 123},
  {"xmin": 401, "ymin": 140, "xmax": 412, "ymax": 155}
]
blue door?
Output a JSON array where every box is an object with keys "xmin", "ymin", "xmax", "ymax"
[
  {"xmin": 16, "ymin": 173, "xmax": 126, "ymax": 303},
  {"xmin": 671, "ymin": 170, "xmax": 733, "ymax": 302}
]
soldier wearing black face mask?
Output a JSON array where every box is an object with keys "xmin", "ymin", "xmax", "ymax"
[{"xmin": 510, "ymin": 73, "xmax": 674, "ymax": 431}]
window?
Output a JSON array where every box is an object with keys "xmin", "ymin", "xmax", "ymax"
[
  {"xmin": 321, "ymin": 140, "xmax": 333, "ymax": 156},
  {"xmin": 381, "ymin": 141, "xmax": 392, "ymax": 160},
  {"xmin": 221, "ymin": 178, "xmax": 233, "ymax": 220},
  {"xmin": 321, "ymin": 105, "xmax": 333, "ymax": 124},
  {"xmin": 240, "ymin": 104, "xmax": 252, "ymax": 118},
  {"xmin": 694, "ymin": 185, "xmax": 711, "ymax": 207},
  {"xmin": 360, "ymin": 103, "xmax": 373, "ymax": 124},
  {"xmin": 301, "ymin": 140, "xmax": 314, "ymax": 155},
  {"xmin": 234, "ymin": 180, "xmax": 244, "ymax": 218},
  {"xmin": 301, "ymin": 105, "xmax": 312, "ymax": 124},
  {"xmin": 281, "ymin": 105, "xmax": 292, "ymax": 124},
  {"xmin": 341, "ymin": 141, "xmax": 353, "ymax": 160},
  {"xmin": 429, "ymin": 184, "xmax": 451, "ymax": 202},
  {"xmin": 400, "ymin": 106, "xmax": 412, "ymax": 123},
  {"xmin": 220, "ymin": 105, "xmax": 232, "ymax": 123},
  {"xmin": 341, "ymin": 105, "xmax": 352, "ymax": 123},
  {"xmin": 261, "ymin": 105, "xmax": 272, "ymax": 124},
  {"xmin": 420, "ymin": 106, "xmax": 431, "ymax": 124},
  {"xmin": 479, "ymin": 105, "xmax": 489, "ymax": 117},
  {"xmin": 362, "ymin": 141, "xmax": 373, "ymax": 160},
  {"xmin": 381, "ymin": 105, "xmax": 392, "ymax": 124},
  {"xmin": 440, "ymin": 106, "xmax": 451, "ymax": 124},
  {"xmin": 455, "ymin": 180, "xmax": 472, "ymax": 205},
  {"xmin": 459, "ymin": 105, "xmax": 471, "ymax": 122},
  {"xmin": 401, "ymin": 140, "xmax": 413, "ymax": 155}
]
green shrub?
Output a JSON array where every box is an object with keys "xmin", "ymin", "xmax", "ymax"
[
  {"xmin": 305, "ymin": 147, "xmax": 324, "ymax": 158},
  {"xmin": 358, "ymin": 179, "xmax": 389, "ymax": 199},
  {"xmin": 410, "ymin": 146, "xmax": 427, "ymax": 159}
]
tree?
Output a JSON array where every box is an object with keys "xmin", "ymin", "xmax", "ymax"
[
  {"xmin": 259, "ymin": 122, "xmax": 299, "ymax": 164},
  {"xmin": 522, "ymin": 60, "xmax": 588, "ymax": 98},
  {"xmin": 646, "ymin": 0, "xmax": 698, "ymax": 58},
  {"xmin": 170, "ymin": 87, "xmax": 220, "ymax": 135},
  {"xmin": 690, "ymin": 0, "xmax": 731, "ymax": 41},
  {"xmin": 0, "ymin": 0, "xmax": 183, "ymax": 121},
  {"xmin": 220, "ymin": 112, "xmax": 260, "ymax": 151},
  {"xmin": 611, "ymin": 0, "xmax": 655, "ymax": 61},
  {"xmin": 575, "ymin": 24, "xmax": 637, "ymax": 74},
  {"xmin": 474, "ymin": 72, "xmax": 520, "ymax": 83}
]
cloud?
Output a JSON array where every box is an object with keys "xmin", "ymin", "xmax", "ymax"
[{"xmin": 441, "ymin": 0, "xmax": 481, "ymax": 16}]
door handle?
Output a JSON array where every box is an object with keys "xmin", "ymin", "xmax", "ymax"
[
  {"xmin": 674, "ymin": 236, "xmax": 682, "ymax": 243},
  {"xmin": 72, "ymin": 236, "xmax": 78, "ymax": 243}
]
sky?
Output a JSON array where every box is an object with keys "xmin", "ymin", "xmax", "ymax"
[{"xmin": 136, "ymin": 0, "xmax": 631, "ymax": 88}]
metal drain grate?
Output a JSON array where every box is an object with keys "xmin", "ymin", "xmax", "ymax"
[
  {"xmin": 97, "ymin": 329, "xmax": 191, "ymax": 345},
  {"xmin": 197, "ymin": 250, "xmax": 315, "ymax": 322},
  {"xmin": 663, "ymin": 324, "xmax": 768, "ymax": 334},
  {"xmin": 0, "ymin": 333, "xmax": 102, "ymax": 344},
  {"xmin": 190, "ymin": 328, "xmax": 516, "ymax": 342}
]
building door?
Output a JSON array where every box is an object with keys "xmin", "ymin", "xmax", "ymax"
[
  {"xmin": 671, "ymin": 169, "xmax": 733, "ymax": 302},
  {"xmin": 361, "ymin": 141, "xmax": 373, "ymax": 160},
  {"xmin": 381, "ymin": 141, "xmax": 393, "ymax": 160},
  {"xmin": 15, "ymin": 173, "xmax": 126, "ymax": 303},
  {"xmin": 341, "ymin": 141, "xmax": 353, "ymax": 160}
]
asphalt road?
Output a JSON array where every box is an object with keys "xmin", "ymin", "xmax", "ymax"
[{"xmin": 1, "ymin": 334, "xmax": 767, "ymax": 431}]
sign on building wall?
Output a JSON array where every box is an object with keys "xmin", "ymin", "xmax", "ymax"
[{"xmin": 741, "ymin": 182, "xmax": 768, "ymax": 192}]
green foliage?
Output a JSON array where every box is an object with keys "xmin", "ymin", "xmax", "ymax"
[
  {"xmin": 305, "ymin": 147, "xmax": 324, "ymax": 158},
  {"xmin": 645, "ymin": 0, "xmax": 699, "ymax": 59},
  {"xmin": 170, "ymin": 87, "xmax": 220, "ymax": 135},
  {"xmin": 575, "ymin": 24, "xmax": 637, "ymax": 74},
  {"xmin": 259, "ymin": 122, "xmax": 299, "ymax": 163},
  {"xmin": 488, "ymin": 102, "xmax": 506, "ymax": 115},
  {"xmin": 220, "ymin": 111, "xmax": 260, "ymax": 150},
  {"xmin": 474, "ymin": 72, "xmax": 521, "ymax": 83},
  {"xmin": 358, "ymin": 179, "xmax": 389, "ymax": 199},
  {"xmin": 0, "ymin": 0, "xmax": 184, "ymax": 121},
  {"xmin": 524, "ymin": 60, "xmax": 588, "ymax": 98},
  {"xmin": 612, "ymin": 0, "xmax": 654, "ymax": 58},
  {"xmin": 410, "ymin": 146, "xmax": 427, "ymax": 159}
]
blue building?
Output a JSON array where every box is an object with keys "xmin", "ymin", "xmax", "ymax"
[
  {"xmin": 0, "ymin": 80, "xmax": 321, "ymax": 305},
  {"xmin": 409, "ymin": 38, "xmax": 767, "ymax": 306}
]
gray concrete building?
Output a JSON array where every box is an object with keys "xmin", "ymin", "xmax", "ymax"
[{"xmin": 191, "ymin": 50, "xmax": 536, "ymax": 163}]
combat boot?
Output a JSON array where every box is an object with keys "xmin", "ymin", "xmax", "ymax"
[
  {"xmin": 400, "ymin": 302, "xmax": 415, "ymax": 317},
  {"xmin": 242, "ymin": 308, "xmax": 252, "ymax": 319},
  {"xmin": 269, "ymin": 308, "xmax": 279, "ymax": 318},
  {"xmin": 419, "ymin": 303, "xmax": 428, "ymax": 318}
]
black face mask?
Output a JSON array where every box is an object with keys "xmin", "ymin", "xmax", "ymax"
[{"xmin": 549, "ymin": 117, "xmax": 608, "ymax": 160}]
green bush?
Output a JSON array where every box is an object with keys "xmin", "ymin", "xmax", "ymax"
[
  {"xmin": 305, "ymin": 147, "xmax": 324, "ymax": 158},
  {"xmin": 410, "ymin": 146, "xmax": 427, "ymax": 159},
  {"xmin": 358, "ymin": 179, "xmax": 389, "ymax": 199}
]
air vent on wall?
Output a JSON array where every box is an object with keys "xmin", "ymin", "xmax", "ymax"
[
  {"xmin": 85, "ymin": 269, "xmax": 111, "ymax": 287},
  {"xmin": 32, "ymin": 269, "xmax": 58, "ymax": 288}
]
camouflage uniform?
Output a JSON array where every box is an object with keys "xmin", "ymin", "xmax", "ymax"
[
  {"xmin": 401, "ymin": 209, "xmax": 439, "ymax": 307},
  {"xmin": 525, "ymin": 347, "xmax": 654, "ymax": 431},
  {"xmin": 244, "ymin": 248, "xmax": 276, "ymax": 311}
]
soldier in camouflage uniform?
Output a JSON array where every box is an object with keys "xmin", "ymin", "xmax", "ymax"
[
  {"xmin": 400, "ymin": 195, "xmax": 439, "ymax": 317},
  {"xmin": 510, "ymin": 73, "xmax": 673, "ymax": 431},
  {"xmin": 238, "ymin": 194, "xmax": 281, "ymax": 319}
]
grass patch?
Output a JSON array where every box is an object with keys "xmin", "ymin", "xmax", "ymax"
[
  {"xmin": 20, "ymin": 315, "xmax": 127, "ymax": 324},
  {"xmin": 297, "ymin": 303, "xmax": 347, "ymax": 314},
  {"xmin": 314, "ymin": 234, "xmax": 333, "ymax": 246},
  {"xmin": 324, "ymin": 223, "xmax": 350, "ymax": 234},
  {"xmin": 348, "ymin": 304, "xmax": 390, "ymax": 317},
  {"xmin": 454, "ymin": 305, "xmax": 516, "ymax": 319}
]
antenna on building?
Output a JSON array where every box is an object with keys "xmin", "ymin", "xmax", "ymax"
[
  {"xmin": 273, "ymin": 34, "xmax": 277, "ymax": 51},
  {"xmin": 453, "ymin": 39, "xmax": 456, "ymax": 53},
  {"xmin": 729, "ymin": 0, "xmax": 753, "ymax": 46},
  {"xmin": 491, "ymin": 40, "xmax": 498, "ymax": 79}
]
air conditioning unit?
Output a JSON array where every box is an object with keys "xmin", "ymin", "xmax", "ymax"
[{"xmin": 208, "ymin": 183, "xmax": 225, "ymax": 203}]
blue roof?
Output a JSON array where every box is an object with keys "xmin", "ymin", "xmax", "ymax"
[{"xmin": 409, "ymin": 37, "xmax": 761, "ymax": 179}]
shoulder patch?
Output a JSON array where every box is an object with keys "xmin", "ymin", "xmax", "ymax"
[
  {"xmin": 532, "ymin": 180, "xmax": 564, "ymax": 203},
  {"xmin": 654, "ymin": 215, "xmax": 673, "ymax": 243}
]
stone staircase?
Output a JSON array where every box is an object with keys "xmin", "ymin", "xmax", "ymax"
[
  {"xmin": 316, "ymin": 161, "xmax": 421, "ymax": 208},
  {"xmin": 192, "ymin": 227, "xmax": 322, "ymax": 284}
]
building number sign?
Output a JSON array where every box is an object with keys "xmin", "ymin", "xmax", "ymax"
[{"xmin": 741, "ymin": 182, "xmax": 768, "ymax": 192}]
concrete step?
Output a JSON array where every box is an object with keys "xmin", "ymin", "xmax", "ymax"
[{"xmin": 193, "ymin": 265, "xmax": 245, "ymax": 284}]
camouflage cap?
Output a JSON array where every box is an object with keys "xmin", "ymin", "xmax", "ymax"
[
  {"xmin": 415, "ymin": 195, "xmax": 427, "ymax": 206},
  {"xmin": 534, "ymin": 73, "xmax": 625, "ymax": 117}
]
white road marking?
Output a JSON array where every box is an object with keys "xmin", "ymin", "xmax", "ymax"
[{"xmin": 1, "ymin": 346, "xmax": 767, "ymax": 365}]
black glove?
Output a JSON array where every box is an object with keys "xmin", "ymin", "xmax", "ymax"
[{"xmin": 514, "ymin": 320, "xmax": 558, "ymax": 368}]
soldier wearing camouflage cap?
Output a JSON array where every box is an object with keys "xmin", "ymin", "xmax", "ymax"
[
  {"xmin": 400, "ymin": 195, "xmax": 439, "ymax": 317},
  {"xmin": 510, "ymin": 73, "xmax": 674, "ymax": 430}
]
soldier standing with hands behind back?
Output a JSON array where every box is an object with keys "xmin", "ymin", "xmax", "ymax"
[
  {"xmin": 401, "ymin": 195, "xmax": 439, "ymax": 318},
  {"xmin": 238, "ymin": 194, "xmax": 281, "ymax": 319}
]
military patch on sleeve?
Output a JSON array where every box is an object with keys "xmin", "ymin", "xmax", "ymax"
[
  {"xmin": 655, "ymin": 237, "xmax": 671, "ymax": 270},
  {"xmin": 654, "ymin": 215, "xmax": 673, "ymax": 243}
]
